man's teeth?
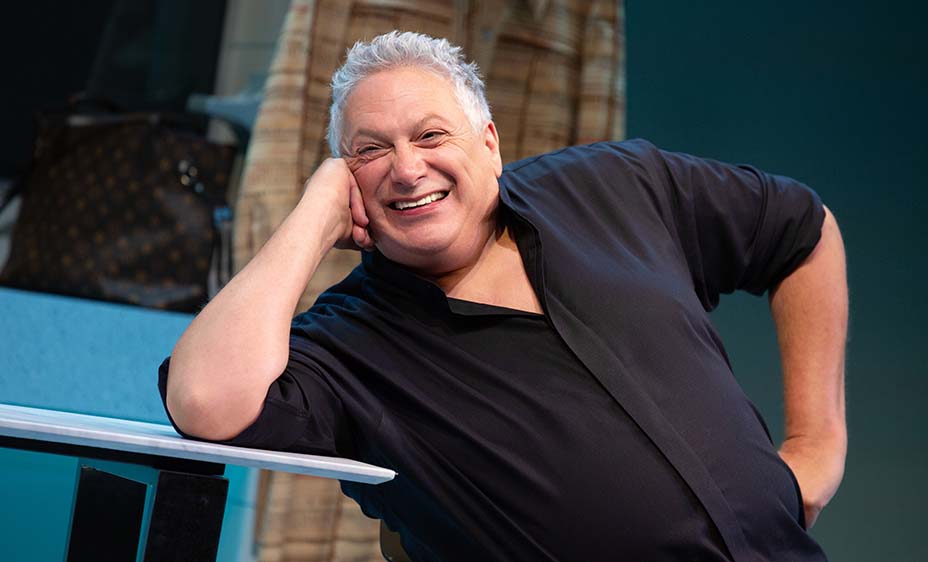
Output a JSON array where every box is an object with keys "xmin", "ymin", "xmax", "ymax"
[{"xmin": 393, "ymin": 192, "xmax": 447, "ymax": 210}]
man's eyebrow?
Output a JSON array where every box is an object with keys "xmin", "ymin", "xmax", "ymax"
[
  {"xmin": 350, "ymin": 128, "xmax": 385, "ymax": 142},
  {"xmin": 412, "ymin": 113, "xmax": 452, "ymax": 129},
  {"xmin": 349, "ymin": 114, "xmax": 452, "ymax": 144}
]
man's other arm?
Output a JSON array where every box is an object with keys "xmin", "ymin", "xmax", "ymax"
[
  {"xmin": 165, "ymin": 159, "xmax": 372, "ymax": 441},
  {"xmin": 770, "ymin": 205, "xmax": 847, "ymax": 528}
]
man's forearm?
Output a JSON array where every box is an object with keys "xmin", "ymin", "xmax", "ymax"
[
  {"xmin": 166, "ymin": 194, "xmax": 338, "ymax": 440},
  {"xmin": 165, "ymin": 157, "xmax": 366, "ymax": 441},
  {"xmin": 769, "ymin": 205, "xmax": 848, "ymax": 526}
]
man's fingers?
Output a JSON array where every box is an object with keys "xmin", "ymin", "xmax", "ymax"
[
  {"xmin": 346, "ymin": 169, "xmax": 373, "ymax": 250},
  {"xmin": 353, "ymin": 224, "xmax": 374, "ymax": 250},
  {"xmin": 348, "ymin": 174, "xmax": 369, "ymax": 227}
]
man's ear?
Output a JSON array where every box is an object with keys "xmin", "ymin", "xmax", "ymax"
[{"xmin": 483, "ymin": 121, "xmax": 503, "ymax": 177}]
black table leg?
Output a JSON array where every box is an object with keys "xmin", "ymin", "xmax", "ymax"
[
  {"xmin": 66, "ymin": 465, "xmax": 148, "ymax": 562},
  {"xmin": 144, "ymin": 470, "xmax": 229, "ymax": 562},
  {"xmin": 66, "ymin": 459, "xmax": 228, "ymax": 562}
]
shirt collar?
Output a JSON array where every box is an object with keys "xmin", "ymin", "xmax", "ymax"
[
  {"xmin": 359, "ymin": 195, "xmax": 541, "ymax": 317},
  {"xmin": 360, "ymin": 250, "xmax": 450, "ymax": 313}
]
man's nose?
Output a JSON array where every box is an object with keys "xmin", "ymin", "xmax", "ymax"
[{"xmin": 389, "ymin": 143, "xmax": 427, "ymax": 188}]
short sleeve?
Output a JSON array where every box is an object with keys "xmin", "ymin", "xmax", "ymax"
[
  {"xmin": 641, "ymin": 143, "xmax": 825, "ymax": 310},
  {"xmin": 157, "ymin": 335, "xmax": 350, "ymax": 456}
]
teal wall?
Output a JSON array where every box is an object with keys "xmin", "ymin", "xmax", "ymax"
[{"xmin": 626, "ymin": 1, "xmax": 926, "ymax": 560}]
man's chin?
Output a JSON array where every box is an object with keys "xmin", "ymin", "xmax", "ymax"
[
  {"xmin": 380, "ymin": 244, "xmax": 446, "ymax": 264},
  {"xmin": 378, "ymin": 240, "xmax": 458, "ymax": 273}
]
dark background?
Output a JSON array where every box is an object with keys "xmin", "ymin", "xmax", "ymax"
[
  {"xmin": 0, "ymin": 0, "xmax": 226, "ymax": 179},
  {"xmin": 627, "ymin": 0, "xmax": 926, "ymax": 560}
]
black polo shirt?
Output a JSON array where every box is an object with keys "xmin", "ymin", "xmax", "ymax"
[{"xmin": 159, "ymin": 139, "xmax": 828, "ymax": 561}]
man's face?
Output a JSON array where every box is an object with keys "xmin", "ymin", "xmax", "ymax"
[{"xmin": 343, "ymin": 66, "xmax": 503, "ymax": 275}]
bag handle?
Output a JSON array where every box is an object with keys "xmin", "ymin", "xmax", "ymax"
[{"xmin": 65, "ymin": 92, "xmax": 126, "ymax": 114}]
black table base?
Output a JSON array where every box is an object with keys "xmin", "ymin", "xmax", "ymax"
[{"xmin": 2, "ymin": 436, "xmax": 229, "ymax": 562}]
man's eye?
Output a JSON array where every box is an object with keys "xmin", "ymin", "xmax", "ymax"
[
  {"xmin": 420, "ymin": 131, "xmax": 444, "ymax": 142},
  {"xmin": 356, "ymin": 145, "xmax": 381, "ymax": 156}
]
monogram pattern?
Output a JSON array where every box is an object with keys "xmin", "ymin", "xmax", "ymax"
[{"xmin": 0, "ymin": 114, "xmax": 236, "ymax": 312}]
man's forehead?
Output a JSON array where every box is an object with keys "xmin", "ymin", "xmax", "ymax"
[
  {"xmin": 349, "ymin": 66, "xmax": 450, "ymax": 100},
  {"xmin": 343, "ymin": 69, "xmax": 467, "ymax": 140}
]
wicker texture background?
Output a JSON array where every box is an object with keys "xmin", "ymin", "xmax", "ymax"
[{"xmin": 235, "ymin": 1, "xmax": 625, "ymax": 559}]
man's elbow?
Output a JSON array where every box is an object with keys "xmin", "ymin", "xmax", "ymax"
[{"xmin": 165, "ymin": 374, "xmax": 265, "ymax": 442}]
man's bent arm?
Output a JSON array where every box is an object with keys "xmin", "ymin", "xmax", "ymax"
[
  {"xmin": 769, "ymin": 205, "xmax": 848, "ymax": 528},
  {"xmin": 166, "ymin": 159, "xmax": 370, "ymax": 441}
]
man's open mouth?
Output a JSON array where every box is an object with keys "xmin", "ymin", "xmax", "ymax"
[{"xmin": 389, "ymin": 191, "xmax": 449, "ymax": 210}]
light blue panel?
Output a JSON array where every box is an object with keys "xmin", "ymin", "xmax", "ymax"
[
  {"xmin": 0, "ymin": 287, "xmax": 190, "ymax": 423},
  {"xmin": 0, "ymin": 288, "xmax": 255, "ymax": 562},
  {"xmin": 220, "ymin": 465, "xmax": 259, "ymax": 562}
]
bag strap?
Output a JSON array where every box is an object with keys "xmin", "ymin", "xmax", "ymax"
[{"xmin": 208, "ymin": 206, "xmax": 234, "ymax": 297}]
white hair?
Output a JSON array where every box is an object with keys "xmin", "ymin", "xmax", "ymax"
[{"xmin": 327, "ymin": 31, "xmax": 492, "ymax": 157}]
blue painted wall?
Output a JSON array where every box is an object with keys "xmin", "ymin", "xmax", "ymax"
[{"xmin": 626, "ymin": 1, "xmax": 926, "ymax": 560}]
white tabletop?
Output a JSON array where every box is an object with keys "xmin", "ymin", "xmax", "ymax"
[{"xmin": 0, "ymin": 403, "xmax": 395, "ymax": 485}]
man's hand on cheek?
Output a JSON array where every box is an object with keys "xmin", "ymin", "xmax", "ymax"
[
  {"xmin": 346, "ymin": 177, "xmax": 375, "ymax": 251},
  {"xmin": 342, "ymin": 156, "xmax": 377, "ymax": 251},
  {"xmin": 301, "ymin": 158, "xmax": 374, "ymax": 251}
]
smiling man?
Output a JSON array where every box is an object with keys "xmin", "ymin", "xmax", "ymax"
[{"xmin": 160, "ymin": 32, "xmax": 847, "ymax": 561}]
